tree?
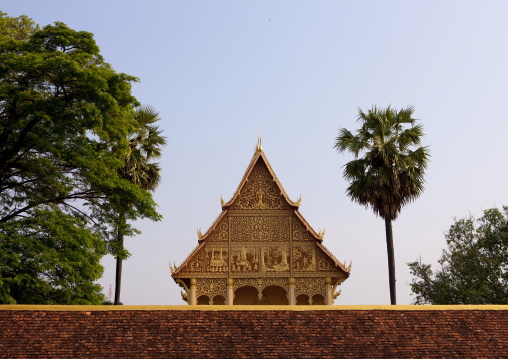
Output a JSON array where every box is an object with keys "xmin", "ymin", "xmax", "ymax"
[
  {"xmin": 408, "ymin": 207, "xmax": 508, "ymax": 304},
  {"xmin": 0, "ymin": 13, "xmax": 160, "ymax": 303},
  {"xmin": 0, "ymin": 11, "xmax": 39, "ymax": 40},
  {"xmin": 0, "ymin": 207, "xmax": 105, "ymax": 304},
  {"xmin": 334, "ymin": 106, "xmax": 430, "ymax": 304},
  {"xmin": 113, "ymin": 105, "xmax": 166, "ymax": 305}
]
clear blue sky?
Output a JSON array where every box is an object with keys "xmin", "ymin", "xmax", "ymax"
[{"xmin": 4, "ymin": 1, "xmax": 508, "ymax": 305}]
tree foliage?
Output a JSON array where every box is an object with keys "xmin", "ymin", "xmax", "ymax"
[
  {"xmin": 0, "ymin": 207, "xmax": 105, "ymax": 304},
  {"xmin": 334, "ymin": 106, "xmax": 429, "ymax": 221},
  {"xmin": 0, "ymin": 13, "xmax": 160, "ymax": 304},
  {"xmin": 408, "ymin": 207, "xmax": 508, "ymax": 304},
  {"xmin": 114, "ymin": 105, "xmax": 166, "ymax": 304},
  {"xmin": 334, "ymin": 106, "xmax": 430, "ymax": 304}
]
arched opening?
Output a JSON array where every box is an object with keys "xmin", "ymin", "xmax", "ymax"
[
  {"xmin": 197, "ymin": 295, "xmax": 210, "ymax": 305},
  {"xmin": 296, "ymin": 294, "xmax": 310, "ymax": 305},
  {"xmin": 311, "ymin": 294, "xmax": 325, "ymax": 305},
  {"xmin": 261, "ymin": 286, "xmax": 288, "ymax": 305},
  {"xmin": 213, "ymin": 295, "xmax": 226, "ymax": 305},
  {"xmin": 233, "ymin": 286, "xmax": 259, "ymax": 305}
]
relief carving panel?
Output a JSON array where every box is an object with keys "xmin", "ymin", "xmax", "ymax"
[
  {"xmin": 196, "ymin": 278, "xmax": 227, "ymax": 299},
  {"xmin": 261, "ymin": 246, "xmax": 290, "ymax": 272},
  {"xmin": 295, "ymin": 277, "xmax": 326, "ymax": 297},
  {"xmin": 179, "ymin": 244, "xmax": 228, "ymax": 274},
  {"xmin": 293, "ymin": 217, "xmax": 313, "ymax": 241},
  {"xmin": 251, "ymin": 216, "xmax": 269, "ymax": 241},
  {"xmin": 231, "ymin": 161, "xmax": 289, "ymax": 210},
  {"xmin": 231, "ymin": 216, "xmax": 250, "ymax": 241},
  {"xmin": 317, "ymin": 248, "xmax": 337, "ymax": 271},
  {"xmin": 208, "ymin": 217, "xmax": 228, "ymax": 242},
  {"xmin": 231, "ymin": 216, "xmax": 288, "ymax": 242},
  {"xmin": 231, "ymin": 245, "xmax": 290, "ymax": 273},
  {"xmin": 233, "ymin": 277, "xmax": 289, "ymax": 292},
  {"xmin": 231, "ymin": 246, "xmax": 260, "ymax": 272},
  {"xmin": 293, "ymin": 244, "xmax": 317, "ymax": 272}
]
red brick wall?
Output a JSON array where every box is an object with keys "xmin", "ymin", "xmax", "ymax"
[{"xmin": 1, "ymin": 309, "xmax": 508, "ymax": 358}]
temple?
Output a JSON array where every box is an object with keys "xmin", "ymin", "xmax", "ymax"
[{"xmin": 170, "ymin": 138, "xmax": 351, "ymax": 305}]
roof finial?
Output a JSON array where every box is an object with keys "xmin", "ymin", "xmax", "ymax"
[{"xmin": 256, "ymin": 132, "xmax": 262, "ymax": 152}]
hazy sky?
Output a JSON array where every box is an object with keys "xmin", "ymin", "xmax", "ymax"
[{"xmin": 4, "ymin": 1, "xmax": 508, "ymax": 305}]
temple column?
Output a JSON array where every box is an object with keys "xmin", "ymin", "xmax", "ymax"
[
  {"xmin": 226, "ymin": 278, "xmax": 234, "ymax": 305},
  {"xmin": 325, "ymin": 277, "xmax": 332, "ymax": 305},
  {"xmin": 289, "ymin": 277, "xmax": 295, "ymax": 305},
  {"xmin": 190, "ymin": 278, "xmax": 197, "ymax": 305}
]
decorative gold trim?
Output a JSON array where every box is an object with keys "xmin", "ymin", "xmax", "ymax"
[
  {"xmin": 169, "ymin": 262, "xmax": 177, "ymax": 274},
  {"xmin": 256, "ymin": 132, "xmax": 262, "ymax": 152},
  {"xmin": 3, "ymin": 305, "xmax": 508, "ymax": 311},
  {"xmin": 175, "ymin": 279, "xmax": 189, "ymax": 303}
]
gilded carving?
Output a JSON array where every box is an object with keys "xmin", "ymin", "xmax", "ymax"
[
  {"xmin": 231, "ymin": 246, "xmax": 260, "ymax": 272},
  {"xmin": 261, "ymin": 246, "xmax": 290, "ymax": 272},
  {"xmin": 231, "ymin": 216, "xmax": 250, "ymax": 242},
  {"xmin": 178, "ymin": 244, "xmax": 228, "ymax": 274},
  {"xmin": 317, "ymin": 248, "xmax": 336, "ymax": 271},
  {"xmin": 205, "ymin": 246, "xmax": 228, "ymax": 272},
  {"xmin": 293, "ymin": 217, "xmax": 313, "ymax": 241},
  {"xmin": 295, "ymin": 277, "xmax": 326, "ymax": 297},
  {"xmin": 181, "ymin": 255, "xmax": 202, "ymax": 273},
  {"xmin": 175, "ymin": 279, "xmax": 189, "ymax": 303},
  {"xmin": 196, "ymin": 278, "xmax": 227, "ymax": 299},
  {"xmin": 270, "ymin": 216, "xmax": 289, "ymax": 242},
  {"xmin": 233, "ymin": 277, "xmax": 289, "ymax": 292},
  {"xmin": 232, "ymin": 216, "xmax": 288, "ymax": 242},
  {"xmin": 208, "ymin": 217, "xmax": 228, "ymax": 242},
  {"xmin": 252, "ymin": 217, "xmax": 269, "ymax": 241},
  {"xmin": 231, "ymin": 162, "xmax": 289, "ymax": 210},
  {"xmin": 293, "ymin": 245, "xmax": 316, "ymax": 271}
]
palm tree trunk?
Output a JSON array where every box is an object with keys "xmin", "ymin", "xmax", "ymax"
[
  {"xmin": 114, "ymin": 209, "xmax": 125, "ymax": 305},
  {"xmin": 384, "ymin": 217, "xmax": 396, "ymax": 305}
]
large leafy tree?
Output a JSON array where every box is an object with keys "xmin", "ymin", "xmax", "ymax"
[
  {"xmin": 0, "ymin": 13, "xmax": 160, "ymax": 304},
  {"xmin": 114, "ymin": 105, "xmax": 166, "ymax": 305},
  {"xmin": 409, "ymin": 207, "xmax": 508, "ymax": 304},
  {"xmin": 334, "ymin": 106, "xmax": 430, "ymax": 304}
]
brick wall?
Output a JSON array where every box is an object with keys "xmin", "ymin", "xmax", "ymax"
[{"xmin": 1, "ymin": 306, "xmax": 508, "ymax": 358}]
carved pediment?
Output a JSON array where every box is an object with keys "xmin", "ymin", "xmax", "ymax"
[
  {"xmin": 230, "ymin": 161, "xmax": 290, "ymax": 210},
  {"xmin": 172, "ymin": 144, "xmax": 351, "ymax": 290}
]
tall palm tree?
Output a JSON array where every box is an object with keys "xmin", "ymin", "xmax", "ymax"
[
  {"xmin": 114, "ymin": 105, "xmax": 167, "ymax": 305},
  {"xmin": 334, "ymin": 106, "xmax": 429, "ymax": 305}
]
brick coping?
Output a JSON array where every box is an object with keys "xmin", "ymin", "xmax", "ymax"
[{"xmin": 1, "ymin": 304, "xmax": 508, "ymax": 311}]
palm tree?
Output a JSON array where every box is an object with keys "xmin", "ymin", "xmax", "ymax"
[
  {"xmin": 334, "ymin": 106, "xmax": 429, "ymax": 305},
  {"xmin": 114, "ymin": 105, "xmax": 167, "ymax": 305}
]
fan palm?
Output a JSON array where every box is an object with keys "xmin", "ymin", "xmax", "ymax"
[
  {"xmin": 334, "ymin": 106, "xmax": 429, "ymax": 304},
  {"xmin": 114, "ymin": 105, "xmax": 167, "ymax": 305}
]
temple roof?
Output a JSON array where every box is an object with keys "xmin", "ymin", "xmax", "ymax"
[
  {"xmin": 171, "ymin": 142, "xmax": 351, "ymax": 276},
  {"xmin": 198, "ymin": 145, "xmax": 323, "ymax": 242}
]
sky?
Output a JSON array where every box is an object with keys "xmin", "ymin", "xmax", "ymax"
[{"xmin": 4, "ymin": 1, "xmax": 508, "ymax": 305}]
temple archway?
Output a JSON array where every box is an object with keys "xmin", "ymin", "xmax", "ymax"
[
  {"xmin": 197, "ymin": 295, "xmax": 210, "ymax": 305},
  {"xmin": 296, "ymin": 294, "xmax": 310, "ymax": 305},
  {"xmin": 233, "ymin": 286, "xmax": 259, "ymax": 305},
  {"xmin": 311, "ymin": 294, "xmax": 325, "ymax": 305},
  {"xmin": 261, "ymin": 286, "xmax": 288, "ymax": 305},
  {"xmin": 213, "ymin": 295, "xmax": 226, "ymax": 305}
]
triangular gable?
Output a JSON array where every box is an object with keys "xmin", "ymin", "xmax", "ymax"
[{"xmin": 172, "ymin": 146, "xmax": 351, "ymax": 278}]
